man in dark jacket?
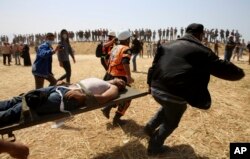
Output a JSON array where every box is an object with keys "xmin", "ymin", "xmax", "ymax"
[
  {"xmin": 247, "ymin": 42, "xmax": 250, "ymax": 64},
  {"xmin": 224, "ymin": 35, "xmax": 236, "ymax": 61},
  {"xmin": 145, "ymin": 23, "xmax": 245, "ymax": 156},
  {"xmin": 131, "ymin": 34, "xmax": 142, "ymax": 72}
]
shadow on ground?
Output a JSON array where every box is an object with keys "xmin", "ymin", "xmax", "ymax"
[
  {"xmin": 101, "ymin": 119, "xmax": 209, "ymax": 159},
  {"xmin": 92, "ymin": 140, "xmax": 208, "ymax": 159}
]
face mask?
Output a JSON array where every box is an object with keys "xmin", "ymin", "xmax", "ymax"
[
  {"xmin": 63, "ymin": 34, "xmax": 68, "ymax": 39},
  {"xmin": 47, "ymin": 40, "xmax": 53, "ymax": 45}
]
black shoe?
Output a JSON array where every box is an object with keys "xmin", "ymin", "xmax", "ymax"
[
  {"xmin": 147, "ymin": 145, "xmax": 170, "ymax": 156},
  {"xmin": 101, "ymin": 107, "xmax": 111, "ymax": 119},
  {"xmin": 113, "ymin": 118, "xmax": 127, "ymax": 126},
  {"xmin": 144, "ymin": 125, "xmax": 155, "ymax": 137}
]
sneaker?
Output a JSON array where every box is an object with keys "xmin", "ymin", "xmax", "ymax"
[
  {"xmin": 147, "ymin": 145, "xmax": 170, "ymax": 156},
  {"xmin": 144, "ymin": 125, "xmax": 155, "ymax": 137},
  {"xmin": 101, "ymin": 107, "xmax": 111, "ymax": 119}
]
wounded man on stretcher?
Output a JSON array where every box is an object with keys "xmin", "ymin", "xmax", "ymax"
[{"xmin": 0, "ymin": 78, "xmax": 126, "ymax": 127}]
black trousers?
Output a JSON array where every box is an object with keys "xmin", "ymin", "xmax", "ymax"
[
  {"xmin": 3, "ymin": 54, "xmax": 11, "ymax": 65},
  {"xmin": 146, "ymin": 97, "xmax": 187, "ymax": 149},
  {"xmin": 58, "ymin": 61, "xmax": 71, "ymax": 83},
  {"xmin": 100, "ymin": 57, "xmax": 108, "ymax": 71}
]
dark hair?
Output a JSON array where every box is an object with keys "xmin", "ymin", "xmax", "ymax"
[
  {"xmin": 60, "ymin": 29, "xmax": 70, "ymax": 44},
  {"xmin": 60, "ymin": 29, "xmax": 68, "ymax": 35},
  {"xmin": 186, "ymin": 23, "xmax": 204, "ymax": 34},
  {"xmin": 46, "ymin": 32, "xmax": 55, "ymax": 38}
]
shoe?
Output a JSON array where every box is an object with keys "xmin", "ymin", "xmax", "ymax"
[
  {"xmin": 144, "ymin": 125, "xmax": 155, "ymax": 137},
  {"xmin": 147, "ymin": 145, "xmax": 170, "ymax": 156},
  {"xmin": 101, "ymin": 106, "xmax": 112, "ymax": 119},
  {"xmin": 113, "ymin": 118, "xmax": 127, "ymax": 126}
]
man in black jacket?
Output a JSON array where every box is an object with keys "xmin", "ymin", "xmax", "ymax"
[
  {"xmin": 131, "ymin": 34, "xmax": 142, "ymax": 72},
  {"xmin": 145, "ymin": 23, "xmax": 245, "ymax": 156},
  {"xmin": 247, "ymin": 42, "xmax": 250, "ymax": 64},
  {"xmin": 224, "ymin": 35, "xmax": 236, "ymax": 61}
]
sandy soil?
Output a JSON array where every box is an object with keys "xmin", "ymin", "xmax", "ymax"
[{"xmin": 0, "ymin": 42, "xmax": 249, "ymax": 159}]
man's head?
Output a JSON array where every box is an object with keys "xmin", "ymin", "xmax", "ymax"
[
  {"xmin": 133, "ymin": 34, "xmax": 138, "ymax": 39},
  {"xmin": 46, "ymin": 33, "xmax": 55, "ymax": 41},
  {"xmin": 108, "ymin": 31, "xmax": 116, "ymax": 41},
  {"xmin": 186, "ymin": 23, "xmax": 204, "ymax": 41},
  {"xmin": 229, "ymin": 35, "xmax": 234, "ymax": 41},
  {"xmin": 3, "ymin": 42, "xmax": 9, "ymax": 46},
  {"xmin": 112, "ymin": 78, "xmax": 126, "ymax": 91},
  {"xmin": 118, "ymin": 30, "xmax": 131, "ymax": 45}
]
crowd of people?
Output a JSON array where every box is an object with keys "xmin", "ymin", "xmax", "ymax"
[
  {"xmin": 0, "ymin": 24, "xmax": 249, "ymax": 158},
  {"xmin": 0, "ymin": 27, "xmax": 245, "ymax": 44},
  {"xmin": 1, "ymin": 26, "xmax": 249, "ymax": 65},
  {"xmin": 0, "ymin": 42, "xmax": 31, "ymax": 66}
]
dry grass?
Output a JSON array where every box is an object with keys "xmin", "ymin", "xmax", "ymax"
[{"xmin": 0, "ymin": 42, "xmax": 249, "ymax": 159}]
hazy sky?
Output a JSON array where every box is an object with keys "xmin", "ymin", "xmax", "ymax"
[{"xmin": 1, "ymin": 0, "xmax": 250, "ymax": 41}]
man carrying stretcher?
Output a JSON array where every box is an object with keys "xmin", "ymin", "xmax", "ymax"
[{"xmin": 0, "ymin": 78, "xmax": 126, "ymax": 127}]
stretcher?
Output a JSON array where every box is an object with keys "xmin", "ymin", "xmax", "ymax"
[{"xmin": 0, "ymin": 87, "xmax": 148, "ymax": 141}]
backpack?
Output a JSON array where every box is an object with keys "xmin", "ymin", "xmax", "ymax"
[{"xmin": 95, "ymin": 42, "xmax": 104, "ymax": 57}]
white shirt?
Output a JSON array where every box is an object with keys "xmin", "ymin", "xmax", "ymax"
[{"xmin": 79, "ymin": 78, "xmax": 111, "ymax": 95}]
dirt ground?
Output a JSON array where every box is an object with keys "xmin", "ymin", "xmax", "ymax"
[{"xmin": 0, "ymin": 42, "xmax": 249, "ymax": 159}]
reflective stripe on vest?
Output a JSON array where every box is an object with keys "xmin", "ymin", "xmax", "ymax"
[{"xmin": 108, "ymin": 45, "xmax": 130, "ymax": 76}]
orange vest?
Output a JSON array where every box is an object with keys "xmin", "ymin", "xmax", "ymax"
[{"xmin": 108, "ymin": 45, "xmax": 131, "ymax": 77}]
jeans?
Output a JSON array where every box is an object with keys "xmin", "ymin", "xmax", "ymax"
[
  {"xmin": 0, "ymin": 86, "xmax": 80, "ymax": 126},
  {"xmin": 0, "ymin": 97, "xmax": 22, "ymax": 127},
  {"xmin": 132, "ymin": 53, "xmax": 139, "ymax": 71},
  {"xmin": 146, "ymin": 97, "xmax": 187, "ymax": 149},
  {"xmin": 58, "ymin": 61, "xmax": 71, "ymax": 83}
]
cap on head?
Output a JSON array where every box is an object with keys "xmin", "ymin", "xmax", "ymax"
[
  {"xmin": 118, "ymin": 30, "xmax": 131, "ymax": 41},
  {"xmin": 186, "ymin": 23, "xmax": 204, "ymax": 34},
  {"xmin": 108, "ymin": 31, "xmax": 116, "ymax": 37}
]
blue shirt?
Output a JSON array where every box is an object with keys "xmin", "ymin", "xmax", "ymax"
[{"xmin": 32, "ymin": 41, "xmax": 53, "ymax": 78}]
